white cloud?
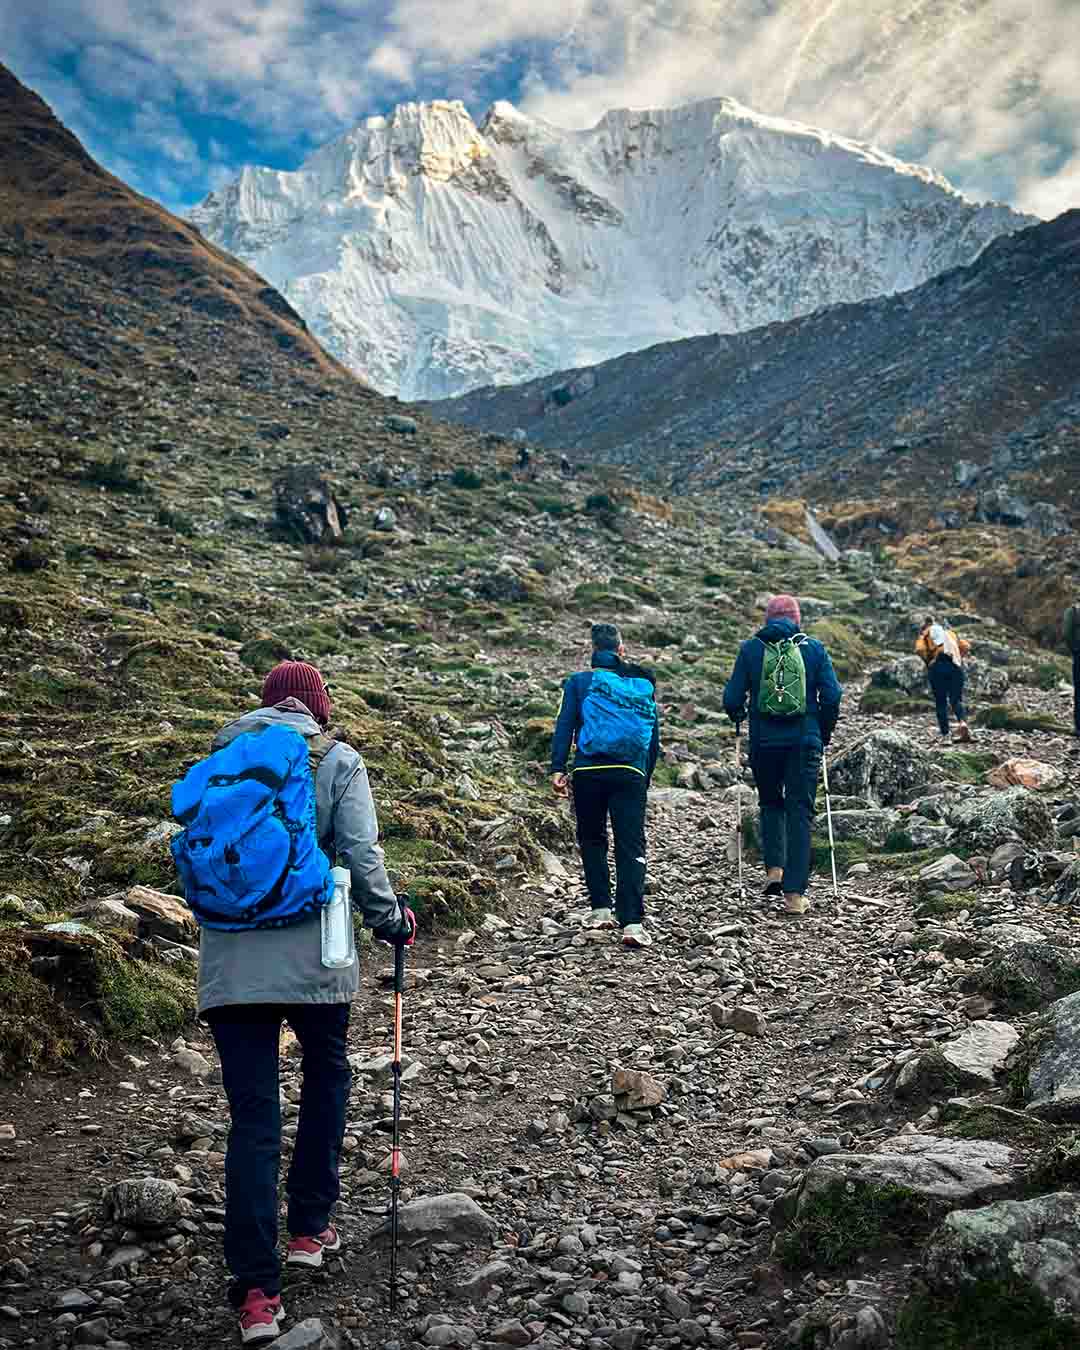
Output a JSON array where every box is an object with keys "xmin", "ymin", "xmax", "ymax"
[{"xmin": 2, "ymin": 0, "xmax": 1078, "ymax": 214}]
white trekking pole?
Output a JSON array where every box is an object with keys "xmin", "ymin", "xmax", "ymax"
[
  {"xmin": 821, "ymin": 750, "xmax": 839, "ymax": 900},
  {"xmin": 734, "ymin": 725, "xmax": 745, "ymax": 899}
]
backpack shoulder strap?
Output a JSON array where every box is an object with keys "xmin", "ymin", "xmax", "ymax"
[{"xmin": 306, "ymin": 731, "xmax": 338, "ymax": 778}]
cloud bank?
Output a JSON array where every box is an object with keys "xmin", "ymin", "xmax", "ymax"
[{"xmin": 2, "ymin": 0, "xmax": 1078, "ymax": 216}]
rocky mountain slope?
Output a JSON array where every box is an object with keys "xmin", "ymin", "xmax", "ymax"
[
  {"xmin": 429, "ymin": 210, "xmax": 1080, "ymax": 505},
  {"xmin": 189, "ymin": 96, "xmax": 1031, "ymax": 400},
  {"xmin": 0, "ymin": 64, "xmax": 341, "ymax": 379},
  {"xmin": 3, "ymin": 65, "xmax": 1080, "ymax": 1350}
]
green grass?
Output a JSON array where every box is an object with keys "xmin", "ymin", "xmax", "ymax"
[
  {"xmin": 859, "ymin": 686, "xmax": 932, "ymax": 716},
  {"xmin": 915, "ymin": 890, "xmax": 983, "ymax": 918},
  {"xmin": 976, "ymin": 705, "xmax": 1073, "ymax": 734},
  {"xmin": 896, "ymin": 1280, "xmax": 1077, "ymax": 1350},
  {"xmin": 940, "ymin": 750, "xmax": 1000, "ymax": 783},
  {"xmin": 775, "ymin": 1180, "xmax": 936, "ymax": 1271}
]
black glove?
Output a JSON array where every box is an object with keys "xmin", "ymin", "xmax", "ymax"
[{"xmin": 375, "ymin": 905, "xmax": 416, "ymax": 947}]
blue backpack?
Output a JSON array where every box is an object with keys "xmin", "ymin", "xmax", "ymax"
[
  {"xmin": 578, "ymin": 668, "xmax": 656, "ymax": 761},
  {"xmin": 170, "ymin": 723, "xmax": 333, "ymax": 931}
]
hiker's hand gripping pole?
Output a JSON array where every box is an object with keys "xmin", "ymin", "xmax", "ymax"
[
  {"xmin": 389, "ymin": 938, "xmax": 405, "ymax": 1312},
  {"xmin": 821, "ymin": 751, "xmax": 839, "ymax": 901}
]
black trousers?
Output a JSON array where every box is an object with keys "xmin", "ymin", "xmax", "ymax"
[
  {"xmin": 750, "ymin": 738, "xmax": 822, "ymax": 896},
  {"xmin": 1073, "ymin": 651, "xmax": 1080, "ymax": 736},
  {"xmin": 572, "ymin": 768, "xmax": 647, "ymax": 925},
  {"xmin": 928, "ymin": 657, "xmax": 966, "ymax": 736}
]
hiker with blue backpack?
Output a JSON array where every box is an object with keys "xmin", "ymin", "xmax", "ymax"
[
  {"xmin": 550, "ymin": 623, "xmax": 660, "ymax": 948},
  {"xmin": 723, "ymin": 595, "xmax": 843, "ymax": 916},
  {"xmin": 171, "ymin": 660, "xmax": 415, "ymax": 1345}
]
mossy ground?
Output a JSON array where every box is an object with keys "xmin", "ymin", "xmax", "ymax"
[
  {"xmin": 896, "ymin": 1279, "xmax": 1077, "ymax": 1350},
  {"xmin": 976, "ymin": 705, "xmax": 1073, "ymax": 734},
  {"xmin": 776, "ymin": 1180, "xmax": 937, "ymax": 1271}
]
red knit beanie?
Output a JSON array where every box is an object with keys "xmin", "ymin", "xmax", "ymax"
[
  {"xmin": 765, "ymin": 593, "xmax": 802, "ymax": 626},
  {"xmin": 261, "ymin": 660, "xmax": 331, "ymax": 726}
]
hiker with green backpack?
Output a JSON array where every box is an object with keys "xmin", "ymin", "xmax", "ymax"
[
  {"xmin": 723, "ymin": 595, "xmax": 843, "ymax": 915},
  {"xmin": 170, "ymin": 660, "xmax": 415, "ymax": 1344},
  {"xmin": 550, "ymin": 623, "xmax": 660, "ymax": 947}
]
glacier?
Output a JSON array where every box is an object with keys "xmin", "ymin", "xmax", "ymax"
[{"xmin": 190, "ymin": 96, "xmax": 1033, "ymax": 401}]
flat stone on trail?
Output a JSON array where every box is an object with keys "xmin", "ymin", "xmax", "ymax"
[
  {"xmin": 710, "ymin": 1003, "xmax": 766, "ymax": 1037},
  {"xmin": 926, "ymin": 1193, "xmax": 1080, "ymax": 1315},
  {"xmin": 272, "ymin": 1318, "xmax": 341, "ymax": 1349},
  {"xmin": 370, "ymin": 1193, "xmax": 496, "ymax": 1247},
  {"xmin": 935, "ymin": 1020, "xmax": 1019, "ymax": 1088},
  {"xmin": 917, "ymin": 853, "xmax": 977, "ymax": 897},
  {"xmin": 612, "ymin": 1068, "xmax": 666, "ymax": 1109},
  {"xmin": 796, "ymin": 1134, "xmax": 1020, "ymax": 1213}
]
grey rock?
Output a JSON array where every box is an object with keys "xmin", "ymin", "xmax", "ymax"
[
  {"xmin": 854, "ymin": 1306, "xmax": 889, "ymax": 1349},
  {"xmin": 104, "ymin": 1178, "xmax": 185, "ymax": 1228},
  {"xmin": 490, "ymin": 1321, "xmax": 532, "ymax": 1346},
  {"xmin": 1020, "ymin": 990, "xmax": 1080, "ymax": 1122},
  {"xmin": 937, "ymin": 1021, "xmax": 1019, "ymax": 1087},
  {"xmin": 926, "ymin": 1192, "xmax": 1080, "ymax": 1314},
  {"xmin": 273, "ymin": 465, "xmax": 346, "ymax": 543},
  {"xmin": 386, "ymin": 414, "xmax": 418, "ymax": 435},
  {"xmin": 965, "ymin": 942, "xmax": 1080, "ymax": 1012},
  {"xmin": 710, "ymin": 1004, "xmax": 766, "ymax": 1037},
  {"xmin": 1053, "ymin": 862, "xmax": 1080, "ymax": 906},
  {"xmin": 829, "ymin": 730, "xmax": 932, "ymax": 807},
  {"xmin": 964, "ymin": 658, "xmax": 1010, "ymax": 700},
  {"xmin": 795, "ymin": 1134, "xmax": 1019, "ymax": 1213},
  {"xmin": 456, "ymin": 1260, "xmax": 512, "ymax": 1301},
  {"xmin": 869, "ymin": 655, "xmax": 928, "ymax": 696},
  {"xmin": 75, "ymin": 898, "xmax": 141, "ymax": 933},
  {"xmin": 612, "ymin": 1068, "xmax": 666, "ymax": 1109},
  {"xmin": 370, "ymin": 1193, "xmax": 496, "ymax": 1248},
  {"xmin": 424, "ymin": 1326, "xmax": 477, "ymax": 1348},
  {"xmin": 54, "ymin": 1291, "xmax": 99, "ymax": 1312},
  {"xmin": 916, "ymin": 853, "xmax": 977, "ymax": 898},
  {"xmin": 949, "ymin": 788, "xmax": 1054, "ymax": 850},
  {"xmin": 273, "ymin": 1319, "xmax": 341, "ymax": 1350},
  {"xmin": 822, "ymin": 808, "xmax": 902, "ymax": 848},
  {"xmin": 74, "ymin": 1319, "xmax": 111, "ymax": 1346},
  {"xmin": 171, "ymin": 1046, "xmax": 213, "ymax": 1080}
]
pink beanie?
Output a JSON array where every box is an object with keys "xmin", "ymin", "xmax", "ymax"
[{"xmin": 765, "ymin": 594, "xmax": 801, "ymax": 626}]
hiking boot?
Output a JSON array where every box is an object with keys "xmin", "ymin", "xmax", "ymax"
[
  {"xmin": 584, "ymin": 908, "xmax": 616, "ymax": 930},
  {"xmin": 763, "ymin": 880, "xmax": 783, "ymax": 897},
  {"xmin": 286, "ymin": 1227, "xmax": 341, "ymax": 1269},
  {"xmin": 783, "ymin": 893, "xmax": 810, "ymax": 915},
  {"xmin": 955, "ymin": 722, "xmax": 974, "ymax": 743},
  {"xmin": 622, "ymin": 923, "xmax": 653, "ymax": 948},
  {"xmin": 238, "ymin": 1290, "xmax": 284, "ymax": 1344}
]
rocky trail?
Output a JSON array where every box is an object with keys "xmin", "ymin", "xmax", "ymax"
[{"xmin": 3, "ymin": 674, "xmax": 1080, "ymax": 1350}]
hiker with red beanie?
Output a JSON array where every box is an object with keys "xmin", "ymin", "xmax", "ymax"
[
  {"xmin": 194, "ymin": 660, "xmax": 414, "ymax": 1343},
  {"xmin": 723, "ymin": 596, "xmax": 843, "ymax": 915}
]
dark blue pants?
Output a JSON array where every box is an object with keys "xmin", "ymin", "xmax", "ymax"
[
  {"xmin": 206, "ymin": 1002, "xmax": 352, "ymax": 1304},
  {"xmin": 751, "ymin": 739, "xmax": 822, "ymax": 896},
  {"xmin": 572, "ymin": 768, "xmax": 647, "ymax": 925},
  {"xmin": 928, "ymin": 656, "xmax": 966, "ymax": 735},
  {"xmin": 1073, "ymin": 651, "xmax": 1080, "ymax": 736}
]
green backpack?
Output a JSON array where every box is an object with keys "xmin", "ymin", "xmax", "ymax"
[{"xmin": 758, "ymin": 636, "xmax": 808, "ymax": 718}]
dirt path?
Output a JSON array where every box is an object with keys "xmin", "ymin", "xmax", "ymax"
[{"xmin": 2, "ymin": 694, "xmax": 1078, "ymax": 1350}]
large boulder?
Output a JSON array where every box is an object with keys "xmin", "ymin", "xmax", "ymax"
[
  {"xmin": 964, "ymin": 658, "xmax": 1010, "ymax": 701},
  {"xmin": 925, "ymin": 1193, "xmax": 1080, "ymax": 1315},
  {"xmin": 828, "ymin": 730, "xmax": 933, "ymax": 807},
  {"xmin": 987, "ymin": 758, "xmax": 1060, "ymax": 791},
  {"xmin": 109, "ymin": 886, "xmax": 197, "ymax": 945},
  {"xmin": 976, "ymin": 486, "xmax": 1031, "ymax": 527},
  {"xmin": 964, "ymin": 942, "xmax": 1080, "ymax": 1013},
  {"xmin": 869, "ymin": 655, "xmax": 927, "ymax": 695},
  {"xmin": 105, "ymin": 1178, "xmax": 188, "ymax": 1228},
  {"xmin": 818, "ymin": 808, "xmax": 901, "ymax": 848},
  {"xmin": 1052, "ymin": 862, "xmax": 1080, "ymax": 906},
  {"xmin": 895, "ymin": 1022, "xmax": 1019, "ymax": 1096},
  {"xmin": 1016, "ymin": 990, "xmax": 1080, "ymax": 1123},
  {"xmin": 273, "ymin": 465, "xmax": 347, "ymax": 543},
  {"xmin": 916, "ymin": 853, "xmax": 977, "ymax": 898},
  {"xmin": 949, "ymin": 787, "xmax": 1054, "ymax": 851},
  {"xmin": 795, "ymin": 1134, "xmax": 1020, "ymax": 1214}
]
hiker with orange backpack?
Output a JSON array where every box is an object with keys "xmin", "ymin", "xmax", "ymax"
[
  {"xmin": 915, "ymin": 617, "xmax": 973, "ymax": 742},
  {"xmin": 171, "ymin": 660, "xmax": 415, "ymax": 1344},
  {"xmin": 723, "ymin": 595, "xmax": 843, "ymax": 915}
]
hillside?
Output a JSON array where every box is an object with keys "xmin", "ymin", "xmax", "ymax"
[
  {"xmin": 190, "ymin": 95, "xmax": 1030, "ymax": 398},
  {"xmin": 3, "ymin": 64, "xmax": 1080, "ymax": 1350},
  {"xmin": 428, "ymin": 209, "xmax": 1080, "ymax": 511},
  {"xmin": 0, "ymin": 63, "xmax": 343, "ymax": 378}
]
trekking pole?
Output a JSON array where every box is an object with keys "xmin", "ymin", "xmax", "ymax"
[
  {"xmin": 389, "ymin": 937, "xmax": 405, "ymax": 1312},
  {"xmin": 735, "ymin": 726, "xmax": 745, "ymax": 900},
  {"xmin": 821, "ymin": 751, "xmax": 840, "ymax": 901}
]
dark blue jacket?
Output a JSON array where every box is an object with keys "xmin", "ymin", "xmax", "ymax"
[
  {"xmin": 550, "ymin": 650, "xmax": 660, "ymax": 781},
  {"xmin": 723, "ymin": 619, "xmax": 843, "ymax": 748}
]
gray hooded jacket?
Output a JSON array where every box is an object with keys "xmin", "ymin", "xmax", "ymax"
[{"xmin": 196, "ymin": 699, "xmax": 403, "ymax": 1014}]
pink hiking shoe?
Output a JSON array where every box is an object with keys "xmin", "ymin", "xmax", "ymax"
[
  {"xmin": 237, "ymin": 1289, "xmax": 284, "ymax": 1345},
  {"xmin": 286, "ymin": 1226, "xmax": 342, "ymax": 1269}
]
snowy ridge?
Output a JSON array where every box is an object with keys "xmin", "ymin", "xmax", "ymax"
[{"xmin": 191, "ymin": 96, "xmax": 1033, "ymax": 400}]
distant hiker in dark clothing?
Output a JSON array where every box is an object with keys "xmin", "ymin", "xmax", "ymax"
[
  {"xmin": 723, "ymin": 595, "xmax": 843, "ymax": 915},
  {"xmin": 1065, "ymin": 602, "xmax": 1080, "ymax": 739},
  {"xmin": 550, "ymin": 623, "xmax": 660, "ymax": 947},
  {"xmin": 560, "ymin": 454, "xmax": 574, "ymax": 478},
  {"xmin": 517, "ymin": 443, "xmax": 531, "ymax": 470},
  {"xmin": 177, "ymin": 660, "xmax": 414, "ymax": 1345},
  {"xmin": 916, "ymin": 617, "xmax": 972, "ymax": 742}
]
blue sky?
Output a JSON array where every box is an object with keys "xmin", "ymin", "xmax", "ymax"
[{"xmin": 4, "ymin": 2, "xmax": 1078, "ymax": 218}]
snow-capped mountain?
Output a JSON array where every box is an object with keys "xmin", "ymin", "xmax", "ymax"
[{"xmin": 190, "ymin": 97, "xmax": 1034, "ymax": 401}]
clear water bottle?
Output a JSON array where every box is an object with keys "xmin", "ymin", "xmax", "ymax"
[{"xmin": 321, "ymin": 866, "xmax": 355, "ymax": 969}]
